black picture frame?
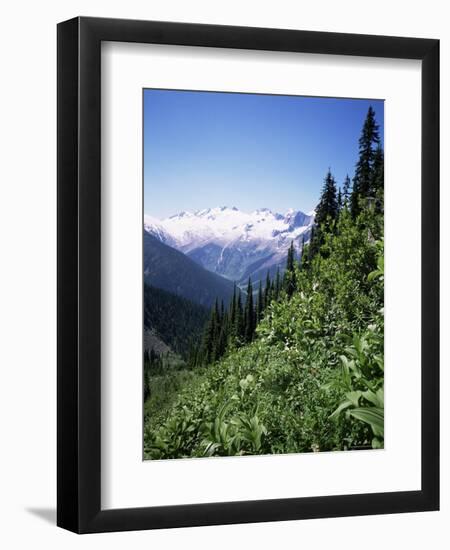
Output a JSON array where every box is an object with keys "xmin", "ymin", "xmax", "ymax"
[{"xmin": 57, "ymin": 16, "xmax": 439, "ymax": 534}]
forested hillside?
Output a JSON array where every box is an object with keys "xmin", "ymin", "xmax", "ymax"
[
  {"xmin": 143, "ymin": 106, "xmax": 385, "ymax": 459},
  {"xmin": 144, "ymin": 284, "xmax": 209, "ymax": 358},
  {"xmin": 143, "ymin": 232, "xmax": 235, "ymax": 307}
]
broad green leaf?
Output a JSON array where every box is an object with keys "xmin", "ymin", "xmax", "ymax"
[
  {"xmin": 329, "ymin": 400, "xmax": 353, "ymax": 419},
  {"xmin": 362, "ymin": 388, "xmax": 384, "ymax": 408},
  {"xmin": 345, "ymin": 391, "xmax": 362, "ymax": 407},
  {"xmin": 349, "ymin": 407, "xmax": 384, "ymax": 437}
]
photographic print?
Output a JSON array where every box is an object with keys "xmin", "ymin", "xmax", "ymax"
[{"xmin": 143, "ymin": 90, "xmax": 384, "ymax": 460}]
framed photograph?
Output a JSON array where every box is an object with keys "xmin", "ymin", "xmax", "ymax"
[{"xmin": 57, "ymin": 17, "xmax": 439, "ymax": 533}]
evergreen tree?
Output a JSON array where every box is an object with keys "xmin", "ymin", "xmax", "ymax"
[
  {"xmin": 202, "ymin": 299, "xmax": 219, "ymax": 363},
  {"xmin": 144, "ymin": 367, "xmax": 150, "ymax": 401},
  {"xmin": 371, "ymin": 144, "xmax": 384, "ymax": 213},
  {"xmin": 307, "ymin": 226, "xmax": 318, "ymax": 264},
  {"xmin": 309, "ymin": 170, "xmax": 338, "ymax": 259},
  {"xmin": 298, "ymin": 235, "xmax": 305, "ymax": 270},
  {"xmin": 350, "ymin": 106, "xmax": 380, "ymax": 217},
  {"xmin": 315, "ymin": 169, "xmax": 338, "ymax": 230},
  {"xmin": 187, "ymin": 342, "xmax": 199, "ymax": 369},
  {"xmin": 274, "ymin": 268, "xmax": 281, "ymax": 300},
  {"xmin": 264, "ymin": 270, "xmax": 272, "ymax": 308},
  {"xmin": 337, "ymin": 187, "xmax": 343, "ymax": 213},
  {"xmin": 212, "ymin": 299, "xmax": 221, "ymax": 360},
  {"xmin": 256, "ymin": 279, "xmax": 264, "ymax": 323},
  {"xmin": 235, "ymin": 289, "xmax": 244, "ymax": 342},
  {"xmin": 244, "ymin": 278, "xmax": 255, "ymax": 342},
  {"xmin": 342, "ymin": 174, "xmax": 351, "ymax": 207},
  {"xmin": 217, "ymin": 310, "xmax": 228, "ymax": 359},
  {"xmin": 229, "ymin": 284, "xmax": 237, "ymax": 327},
  {"xmin": 284, "ymin": 241, "xmax": 297, "ymax": 298},
  {"xmin": 286, "ymin": 240, "xmax": 295, "ymax": 272}
]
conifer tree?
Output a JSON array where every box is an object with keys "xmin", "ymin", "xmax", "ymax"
[
  {"xmin": 342, "ymin": 174, "xmax": 351, "ymax": 207},
  {"xmin": 274, "ymin": 268, "xmax": 281, "ymax": 300},
  {"xmin": 264, "ymin": 270, "xmax": 272, "ymax": 308},
  {"xmin": 307, "ymin": 226, "xmax": 318, "ymax": 264},
  {"xmin": 144, "ymin": 365, "xmax": 150, "ymax": 400},
  {"xmin": 244, "ymin": 278, "xmax": 255, "ymax": 342},
  {"xmin": 286, "ymin": 240, "xmax": 295, "ymax": 272},
  {"xmin": 235, "ymin": 289, "xmax": 244, "ymax": 342},
  {"xmin": 217, "ymin": 310, "xmax": 228, "ymax": 359},
  {"xmin": 202, "ymin": 306, "xmax": 216, "ymax": 363},
  {"xmin": 213, "ymin": 299, "xmax": 222, "ymax": 360},
  {"xmin": 337, "ymin": 187, "xmax": 343, "ymax": 213},
  {"xmin": 298, "ymin": 235, "xmax": 305, "ymax": 270},
  {"xmin": 309, "ymin": 170, "xmax": 338, "ymax": 259},
  {"xmin": 315, "ymin": 169, "xmax": 338, "ymax": 231},
  {"xmin": 284, "ymin": 241, "xmax": 297, "ymax": 298},
  {"xmin": 188, "ymin": 342, "xmax": 198, "ymax": 368},
  {"xmin": 350, "ymin": 106, "xmax": 380, "ymax": 217},
  {"xmin": 371, "ymin": 144, "xmax": 384, "ymax": 213},
  {"xmin": 229, "ymin": 284, "xmax": 237, "ymax": 330},
  {"xmin": 256, "ymin": 279, "xmax": 264, "ymax": 323}
]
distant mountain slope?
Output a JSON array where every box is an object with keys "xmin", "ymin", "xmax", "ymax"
[
  {"xmin": 144, "ymin": 206, "xmax": 314, "ymax": 284},
  {"xmin": 143, "ymin": 232, "xmax": 235, "ymax": 308},
  {"xmin": 144, "ymin": 328, "xmax": 171, "ymax": 356},
  {"xmin": 144, "ymin": 284, "xmax": 210, "ymax": 358}
]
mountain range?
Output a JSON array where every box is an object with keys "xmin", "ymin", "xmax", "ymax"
[
  {"xmin": 144, "ymin": 206, "xmax": 315, "ymax": 285},
  {"xmin": 144, "ymin": 231, "xmax": 235, "ymax": 307}
]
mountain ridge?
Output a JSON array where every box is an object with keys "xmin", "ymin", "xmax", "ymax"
[
  {"xmin": 144, "ymin": 206, "xmax": 315, "ymax": 284},
  {"xmin": 143, "ymin": 231, "xmax": 235, "ymax": 307}
]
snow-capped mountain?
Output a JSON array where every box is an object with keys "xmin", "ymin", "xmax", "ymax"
[
  {"xmin": 143, "ymin": 214, "xmax": 177, "ymax": 247},
  {"xmin": 144, "ymin": 206, "xmax": 315, "ymax": 284}
]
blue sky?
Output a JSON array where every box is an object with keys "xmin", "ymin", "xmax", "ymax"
[{"xmin": 143, "ymin": 89, "xmax": 384, "ymax": 218}]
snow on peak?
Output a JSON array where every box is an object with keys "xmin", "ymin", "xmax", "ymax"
[
  {"xmin": 144, "ymin": 214, "xmax": 174, "ymax": 245},
  {"xmin": 144, "ymin": 206, "xmax": 315, "ymax": 282},
  {"xmin": 145, "ymin": 206, "xmax": 313, "ymax": 251},
  {"xmin": 144, "ymin": 213, "xmax": 162, "ymax": 229}
]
